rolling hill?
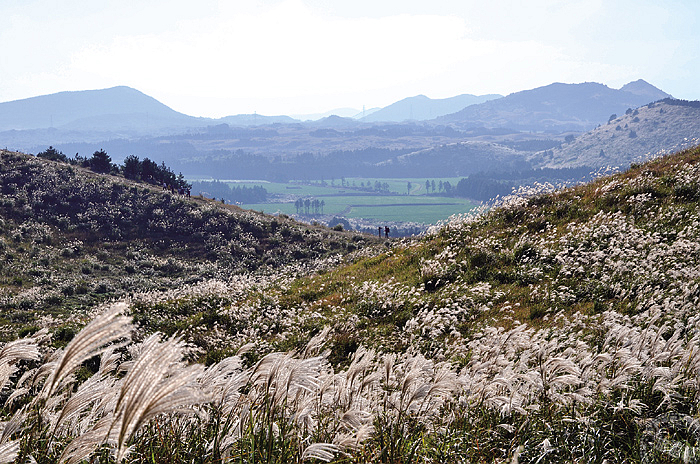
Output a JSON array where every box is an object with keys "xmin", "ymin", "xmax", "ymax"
[
  {"xmin": 0, "ymin": 149, "xmax": 374, "ymax": 338},
  {"xmin": 530, "ymin": 98, "xmax": 700, "ymax": 169},
  {"xmin": 4, "ymin": 142, "xmax": 700, "ymax": 461},
  {"xmin": 376, "ymin": 140, "xmax": 531, "ymax": 177},
  {"xmin": 0, "ymin": 86, "xmax": 198, "ymax": 132}
]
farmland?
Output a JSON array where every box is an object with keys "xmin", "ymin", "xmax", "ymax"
[{"xmin": 216, "ymin": 177, "xmax": 479, "ymax": 224}]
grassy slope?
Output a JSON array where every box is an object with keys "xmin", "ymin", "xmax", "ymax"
[
  {"xmin": 23, "ymin": 143, "xmax": 695, "ymax": 463},
  {"xmin": 0, "ymin": 150, "xmax": 378, "ymax": 341},
  {"xmin": 4, "ymin": 146, "xmax": 700, "ymax": 462},
  {"xmin": 134, "ymin": 144, "xmax": 700, "ymax": 365},
  {"xmin": 532, "ymin": 100, "xmax": 700, "ymax": 169}
]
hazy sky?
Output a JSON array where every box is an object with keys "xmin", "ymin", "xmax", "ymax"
[{"xmin": 1, "ymin": 0, "xmax": 698, "ymax": 117}]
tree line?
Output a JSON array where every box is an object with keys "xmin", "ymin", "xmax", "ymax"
[
  {"xmin": 36, "ymin": 146, "xmax": 191, "ymax": 192},
  {"xmin": 190, "ymin": 180, "xmax": 268, "ymax": 204}
]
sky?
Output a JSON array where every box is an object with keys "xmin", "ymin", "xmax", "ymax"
[{"xmin": 0, "ymin": 0, "xmax": 698, "ymax": 118}]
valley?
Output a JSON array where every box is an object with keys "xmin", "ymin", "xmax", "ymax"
[{"xmin": 1, "ymin": 80, "xmax": 700, "ymax": 463}]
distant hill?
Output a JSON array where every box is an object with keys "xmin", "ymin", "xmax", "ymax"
[
  {"xmin": 218, "ymin": 113, "xmax": 299, "ymax": 126},
  {"xmin": 0, "ymin": 86, "xmax": 199, "ymax": 132},
  {"xmin": 439, "ymin": 80, "xmax": 672, "ymax": 131},
  {"xmin": 620, "ymin": 79, "xmax": 672, "ymax": 100},
  {"xmin": 530, "ymin": 99, "xmax": 700, "ymax": 169},
  {"xmin": 362, "ymin": 93, "xmax": 502, "ymax": 122},
  {"xmin": 376, "ymin": 141, "xmax": 530, "ymax": 177},
  {"xmin": 290, "ymin": 108, "xmax": 361, "ymax": 121}
]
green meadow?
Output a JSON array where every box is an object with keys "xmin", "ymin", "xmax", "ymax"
[{"xmin": 228, "ymin": 177, "xmax": 477, "ymax": 224}]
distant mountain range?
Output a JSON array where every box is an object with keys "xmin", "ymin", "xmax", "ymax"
[
  {"xmin": 1, "ymin": 79, "xmax": 670, "ymax": 138},
  {"xmin": 360, "ymin": 93, "xmax": 502, "ymax": 123},
  {"xmin": 0, "ymin": 80, "xmax": 691, "ymax": 179},
  {"xmin": 439, "ymin": 80, "xmax": 672, "ymax": 131}
]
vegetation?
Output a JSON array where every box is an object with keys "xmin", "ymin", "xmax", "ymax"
[
  {"xmin": 0, "ymin": 150, "xmax": 374, "ymax": 338},
  {"xmin": 190, "ymin": 180, "xmax": 268, "ymax": 204},
  {"xmin": 37, "ymin": 148, "xmax": 190, "ymax": 193},
  {"xmin": 5, "ymin": 145, "xmax": 700, "ymax": 462}
]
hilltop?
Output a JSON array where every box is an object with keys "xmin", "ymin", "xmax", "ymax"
[{"xmin": 0, "ymin": 86, "xmax": 196, "ymax": 132}]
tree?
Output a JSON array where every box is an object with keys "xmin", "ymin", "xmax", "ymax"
[
  {"xmin": 425, "ymin": 180, "xmax": 430, "ymax": 193},
  {"xmin": 407, "ymin": 181, "xmax": 412, "ymax": 195},
  {"xmin": 443, "ymin": 181, "xmax": 452, "ymax": 195},
  {"xmin": 89, "ymin": 149, "xmax": 113, "ymax": 174},
  {"xmin": 37, "ymin": 146, "xmax": 68, "ymax": 162},
  {"xmin": 141, "ymin": 158, "xmax": 158, "ymax": 183},
  {"xmin": 564, "ymin": 134, "xmax": 575, "ymax": 144},
  {"xmin": 122, "ymin": 155, "xmax": 141, "ymax": 180},
  {"xmin": 431, "ymin": 180, "xmax": 436, "ymax": 192}
]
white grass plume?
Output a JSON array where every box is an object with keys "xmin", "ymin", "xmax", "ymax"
[
  {"xmin": 41, "ymin": 303, "xmax": 132, "ymax": 399},
  {"xmin": 110, "ymin": 333, "xmax": 208, "ymax": 462}
]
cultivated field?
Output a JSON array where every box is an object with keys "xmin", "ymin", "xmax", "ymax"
[{"xmin": 225, "ymin": 177, "xmax": 477, "ymax": 224}]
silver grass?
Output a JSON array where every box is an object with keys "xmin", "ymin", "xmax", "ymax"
[
  {"xmin": 54, "ymin": 373, "xmax": 118, "ymax": 434},
  {"xmin": 0, "ymin": 364, "xmax": 16, "ymax": 397},
  {"xmin": 59, "ymin": 414, "xmax": 116, "ymax": 464},
  {"xmin": 334, "ymin": 423, "xmax": 374, "ymax": 450},
  {"xmin": 110, "ymin": 333, "xmax": 208, "ymax": 462},
  {"xmin": 0, "ymin": 407, "xmax": 26, "ymax": 444},
  {"xmin": 4, "ymin": 387, "xmax": 29, "ymax": 409},
  {"xmin": 302, "ymin": 326, "xmax": 332, "ymax": 358},
  {"xmin": 301, "ymin": 442, "xmax": 341, "ymax": 462},
  {"xmin": 0, "ymin": 440, "xmax": 19, "ymax": 464},
  {"xmin": 340, "ymin": 410, "xmax": 372, "ymax": 431},
  {"xmin": 0, "ymin": 335, "xmax": 42, "ymax": 365},
  {"xmin": 0, "ymin": 334, "xmax": 43, "ymax": 395},
  {"xmin": 41, "ymin": 303, "xmax": 132, "ymax": 399}
]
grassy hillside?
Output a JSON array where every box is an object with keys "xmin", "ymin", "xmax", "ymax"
[
  {"xmin": 4, "ymin": 146, "xmax": 700, "ymax": 462},
  {"xmin": 532, "ymin": 99, "xmax": 700, "ymax": 169},
  {"xmin": 0, "ymin": 150, "xmax": 376, "ymax": 339}
]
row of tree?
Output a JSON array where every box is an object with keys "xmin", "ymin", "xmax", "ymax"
[
  {"xmin": 294, "ymin": 198, "xmax": 325, "ymax": 215},
  {"xmin": 422, "ymin": 179, "xmax": 453, "ymax": 194},
  {"xmin": 37, "ymin": 147, "xmax": 190, "ymax": 192},
  {"xmin": 190, "ymin": 180, "xmax": 268, "ymax": 204}
]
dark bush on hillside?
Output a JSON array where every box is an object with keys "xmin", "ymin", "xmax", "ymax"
[
  {"xmin": 88, "ymin": 149, "xmax": 114, "ymax": 174},
  {"xmin": 37, "ymin": 146, "xmax": 68, "ymax": 163}
]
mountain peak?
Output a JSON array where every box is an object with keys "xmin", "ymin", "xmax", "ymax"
[{"xmin": 620, "ymin": 79, "xmax": 672, "ymax": 100}]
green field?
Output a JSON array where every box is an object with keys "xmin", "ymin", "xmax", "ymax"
[{"xmin": 226, "ymin": 177, "xmax": 477, "ymax": 224}]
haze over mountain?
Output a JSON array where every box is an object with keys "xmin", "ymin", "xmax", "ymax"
[
  {"xmin": 440, "ymin": 80, "xmax": 672, "ymax": 131},
  {"xmin": 0, "ymin": 79, "xmax": 685, "ymax": 183},
  {"xmin": 360, "ymin": 93, "xmax": 502, "ymax": 122},
  {"xmin": 0, "ymin": 86, "xmax": 198, "ymax": 132}
]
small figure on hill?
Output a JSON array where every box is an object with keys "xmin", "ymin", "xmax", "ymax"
[
  {"xmin": 385, "ymin": 226, "xmax": 390, "ymax": 238},
  {"xmin": 186, "ymin": 189, "xmax": 191, "ymax": 198},
  {"xmin": 378, "ymin": 226, "xmax": 382, "ymax": 237}
]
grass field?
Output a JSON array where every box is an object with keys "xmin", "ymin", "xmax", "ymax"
[{"xmin": 227, "ymin": 177, "xmax": 477, "ymax": 224}]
